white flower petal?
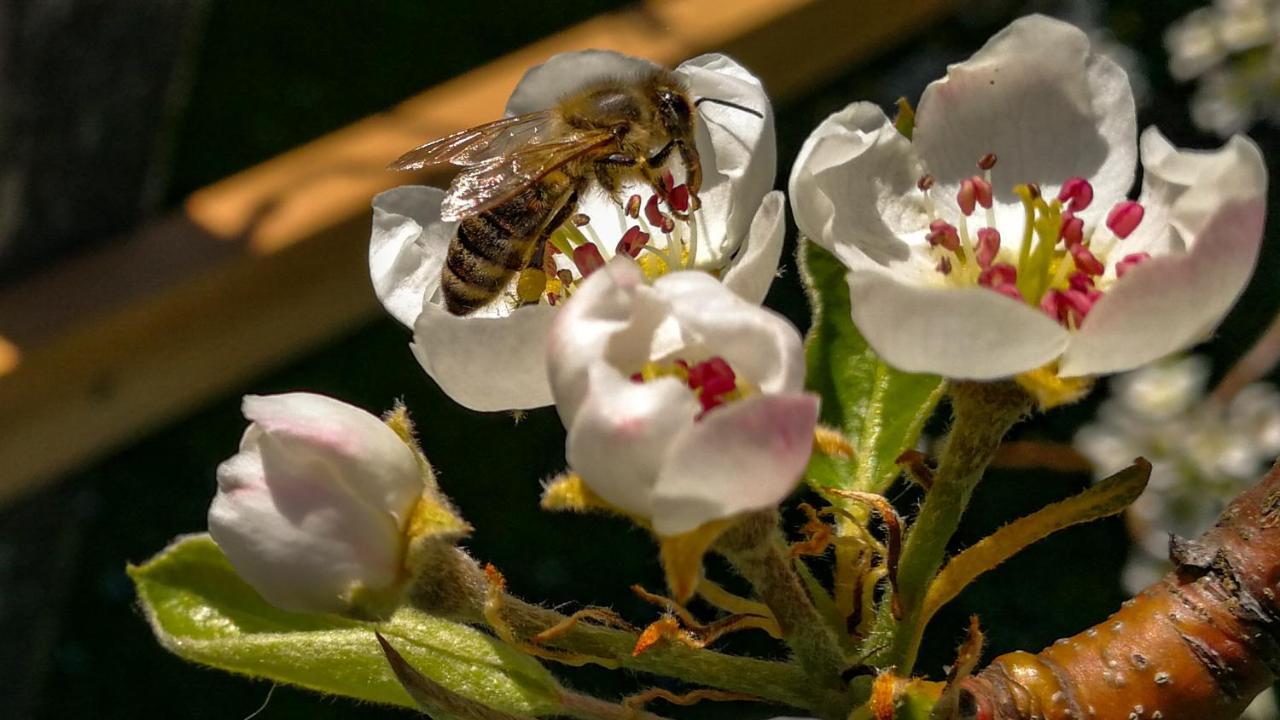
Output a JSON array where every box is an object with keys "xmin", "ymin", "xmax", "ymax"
[
  {"xmin": 565, "ymin": 365, "xmax": 699, "ymax": 520},
  {"xmin": 674, "ymin": 53, "xmax": 777, "ymax": 255},
  {"xmin": 1127, "ymin": 127, "xmax": 1267, "ymax": 255},
  {"xmin": 651, "ymin": 393, "xmax": 818, "ymax": 536},
  {"xmin": 720, "ymin": 190, "xmax": 786, "ymax": 304},
  {"xmin": 505, "ymin": 50, "xmax": 661, "ymax": 116},
  {"xmin": 209, "ymin": 456, "xmax": 398, "ymax": 614},
  {"xmin": 1059, "ymin": 195, "xmax": 1266, "ymax": 377},
  {"xmin": 846, "ymin": 266, "xmax": 1069, "ymax": 379},
  {"xmin": 547, "ymin": 258, "xmax": 672, "ymax": 425},
  {"xmin": 370, "ymin": 187, "xmax": 453, "ymax": 329},
  {"xmin": 655, "ymin": 270, "xmax": 805, "ymax": 394},
  {"xmin": 913, "ymin": 14, "xmax": 1137, "ymax": 221},
  {"xmin": 241, "ymin": 394, "xmax": 422, "ymax": 523},
  {"xmin": 788, "ymin": 102, "xmax": 924, "ymax": 264},
  {"xmin": 412, "ymin": 303, "xmax": 558, "ymax": 412}
]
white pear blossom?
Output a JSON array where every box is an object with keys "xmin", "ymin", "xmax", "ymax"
[
  {"xmin": 545, "ymin": 258, "xmax": 818, "ymax": 538},
  {"xmin": 371, "ymin": 51, "xmax": 783, "ymax": 412},
  {"xmin": 1166, "ymin": 0, "xmax": 1280, "ymax": 136},
  {"xmin": 1074, "ymin": 356, "xmax": 1280, "ymax": 593},
  {"xmin": 208, "ymin": 393, "xmax": 424, "ymax": 615},
  {"xmin": 790, "ymin": 14, "xmax": 1267, "ymax": 381}
]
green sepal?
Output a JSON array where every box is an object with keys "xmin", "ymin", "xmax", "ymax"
[
  {"xmin": 798, "ymin": 240, "xmax": 945, "ymax": 496},
  {"xmin": 129, "ymin": 534, "xmax": 562, "ymax": 716}
]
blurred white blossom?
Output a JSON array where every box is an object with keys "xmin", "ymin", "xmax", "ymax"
[
  {"xmin": 1166, "ymin": 0, "xmax": 1280, "ymax": 136},
  {"xmin": 1074, "ymin": 356, "xmax": 1280, "ymax": 594}
]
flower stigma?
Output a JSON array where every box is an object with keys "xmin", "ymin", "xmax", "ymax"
[
  {"xmin": 630, "ymin": 356, "xmax": 757, "ymax": 418},
  {"xmin": 917, "ymin": 153, "xmax": 1151, "ymax": 331}
]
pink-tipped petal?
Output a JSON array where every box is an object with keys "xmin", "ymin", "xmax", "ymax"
[{"xmin": 651, "ymin": 393, "xmax": 819, "ymax": 536}]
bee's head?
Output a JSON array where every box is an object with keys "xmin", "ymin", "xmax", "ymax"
[{"xmin": 651, "ymin": 80, "xmax": 695, "ymax": 139}]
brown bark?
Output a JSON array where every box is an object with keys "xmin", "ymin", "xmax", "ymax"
[{"xmin": 953, "ymin": 462, "xmax": 1280, "ymax": 720}]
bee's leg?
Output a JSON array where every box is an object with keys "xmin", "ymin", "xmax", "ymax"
[
  {"xmin": 595, "ymin": 154, "xmax": 639, "ymax": 204},
  {"xmin": 646, "ymin": 140, "xmax": 701, "ymax": 215}
]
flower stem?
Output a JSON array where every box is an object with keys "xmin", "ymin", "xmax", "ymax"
[
  {"xmin": 716, "ymin": 511, "xmax": 850, "ymax": 695},
  {"xmin": 407, "ymin": 545, "xmax": 833, "ymax": 715},
  {"xmin": 557, "ymin": 691, "xmax": 670, "ymax": 720},
  {"xmin": 877, "ymin": 381, "xmax": 1031, "ymax": 674}
]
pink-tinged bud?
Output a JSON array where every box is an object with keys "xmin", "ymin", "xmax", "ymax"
[
  {"xmin": 1059, "ymin": 215, "xmax": 1084, "ymax": 248},
  {"xmin": 626, "ymin": 194, "xmax": 642, "ymax": 219},
  {"xmin": 976, "ymin": 227, "xmax": 1001, "ymax": 269},
  {"xmin": 572, "ymin": 244, "xmax": 605, "ymax": 277},
  {"xmin": 971, "ymin": 176, "xmax": 993, "ymax": 209},
  {"xmin": 918, "ymin": 174, "xmax": 936, "ymax": 192},
  {"xmin": 1115, "ymin": 251, "xmax": 1152, "ymax": 278},
  {"xmin": 978, "ymin": 153, "xmax": 998, "ymax": 170},
  {"xmin": 1070, "ymin": 242, "xmax": 1105, "ymax": 276},
  {"xmin": 978, "ymin": 262, "xmax": 1018, "ymax": 291},
  {"xmin": 1068, "ymin": 271, "xmax": 1095, "ymax": 293},
  {"xmin": 957, "ymin": 178, "xmax": 977, "ymax": 215},
  {"xmin": 1106, "ymin": 201, "xmax": 1145, "ymax": 239},
  {"xmin": 669, "ymin": 184, "xmax": 691, "ymax": 213},
  {"xmin": 616, "ymin": 226, "xmax": 649, "ymax": 258},
  {"xmin": 1057, "ymin": 177, "xmax": 1094, "ymax": 212},
  {"xmin": 936, "ymin": 256, "xmax": 952, "ymax": 275},
  {"xmin": 926, "ymin": 220, "xmax": 961, "ymax": 252}
]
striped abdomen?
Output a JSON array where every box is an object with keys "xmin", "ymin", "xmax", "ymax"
[{"xmin": 443, "ymin": 172, "xmax": 576, "ymax": 315}]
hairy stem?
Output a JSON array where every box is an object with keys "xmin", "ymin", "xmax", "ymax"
[
  {"xmin": 878, "ymin": 381, "xmax": 1031, "ymax": 674},
  {"xmin": 716, "ymin": 511, "xmax": 850, "ymax": 694},
  {"xmin": 557, "ymin": 691, "xmax": 669, "ymax": 720},
  {"xmin": 408, "ymin": 545, "xmax": 836, "ymax": 716}
]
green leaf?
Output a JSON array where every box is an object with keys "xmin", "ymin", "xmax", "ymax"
[
  {"xmin": 130, "ymin": 534, "xmax": 562, "ymax": 716},
  {"xmin": 799, "ymin": 241, "xmax": 946, "ymax": 495}
]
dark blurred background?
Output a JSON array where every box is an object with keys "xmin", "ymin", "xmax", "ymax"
[{"xmin": 2, "ymin": 0, "xmax": 1277, "ymax": 718}]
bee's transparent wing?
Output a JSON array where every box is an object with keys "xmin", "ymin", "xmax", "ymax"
[
  {"xmin": 440, "ymin": 133, "xmax": 613, "ymax": 221},
  {"xmin": 388, "ymin": 111, "xmax": 565, "ymax": 170}
]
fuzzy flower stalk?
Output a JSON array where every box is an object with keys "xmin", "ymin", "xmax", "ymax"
[
  {"xmin": 791, "ymin": 14, "xmax": 1267, "ymax": 395},
  {"xmin": 370, "ymin": 51, "xmax": 784, "ymax": 411}
]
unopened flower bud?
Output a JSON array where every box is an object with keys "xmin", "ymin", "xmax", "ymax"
[{"xmin": 208, "ymin": 393, "xmax": 429, "ymax": 616}]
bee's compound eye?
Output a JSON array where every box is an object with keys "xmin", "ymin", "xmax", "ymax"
[{"xmin": 658, "ymin": 90, "xmax": 691, "ymax": 124}]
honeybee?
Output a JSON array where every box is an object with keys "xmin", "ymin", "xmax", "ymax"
[{"xmin": 389, "ymin": 66, "xmax": 761, "ymax": 315}]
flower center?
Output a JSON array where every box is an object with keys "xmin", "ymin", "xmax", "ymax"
[
  {"xmin": 629, "ymin": 355, "xmax": 755, "ymax": 418},
  {"xmin": 919, "ymin": 153, "xmax": 1151, "ymax": 330},
  {"xmin": 515, "ymin": 171, "xmax": 703, "ymax": 308}
]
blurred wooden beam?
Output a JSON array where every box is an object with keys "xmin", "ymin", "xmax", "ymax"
[{"xmin": 0, "ymin": 0, "xmax": 952, "ymax": 505}]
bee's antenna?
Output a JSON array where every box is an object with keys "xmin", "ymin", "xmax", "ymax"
[{"xmin": 694, "ymin": 97, "xmax": 764, "ymax": 119}]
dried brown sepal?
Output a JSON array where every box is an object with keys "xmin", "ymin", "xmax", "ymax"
[
  {"xmin": 951, "ymin": 462, "xmax": 1280, "ymax": 720},
  {"xmin": 827, "ymin": 490, "xmax": 904, "ymax": 619},
  {"xmin": 897, "ymin": 450, "xmax": 935, "ymax": 492}
]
